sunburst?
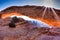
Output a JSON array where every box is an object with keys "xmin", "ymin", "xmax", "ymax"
[{"xmin": 43, "ymin": 0, "xmax": 54, "ymax": 8}]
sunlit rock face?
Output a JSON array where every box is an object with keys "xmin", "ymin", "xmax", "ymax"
[{"xmin": 0, "ymin": 6, "xmax": 60, "ymax": 27}]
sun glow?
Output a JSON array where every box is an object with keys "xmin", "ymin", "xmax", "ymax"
[{"xmin": 43, "ymin": 0, "xmax": 54, "ymax": 8}]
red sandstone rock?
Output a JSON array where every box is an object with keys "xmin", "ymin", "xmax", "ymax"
[{"xmin": 0, "ymin": 6, "xmax": 60, "ymax": 40}]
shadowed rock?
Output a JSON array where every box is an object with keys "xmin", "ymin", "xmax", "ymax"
[
  {"xmin": 9, "ymin": 21, "xmax": 16, "ymax": 28},
  {"xmin": 12, "ymin": 16, "xmax": 19, "ymax": 23}
]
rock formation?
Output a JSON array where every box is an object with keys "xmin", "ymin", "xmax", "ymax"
[
  {"xmin": 0, "ymin": 5, "xmax": 60, "ymax": 40},
  {"xmin": 0, "ymin": 5, "xmax": 60, "ymax": 27}
]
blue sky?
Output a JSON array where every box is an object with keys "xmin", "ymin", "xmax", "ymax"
[
  {"xmin": 54, "ymin": 0, "xmax": 60, "ymax": 9},
  {"xmin": 0, "ymin": 0, "xmax": 60, "ymax": 11}
]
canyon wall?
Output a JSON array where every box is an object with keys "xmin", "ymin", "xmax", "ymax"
[{"xmin": 0, "ymin": 5, "xmax": 60, "ymax": 27}]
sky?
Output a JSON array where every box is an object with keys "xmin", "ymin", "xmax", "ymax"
[{"xmin": 0, "ymin": 0, "xmax": 60, "ymax": 11}]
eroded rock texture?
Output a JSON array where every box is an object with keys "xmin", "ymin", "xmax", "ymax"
[
  {"xmin": 0, "ymin": 17, "xmax": 60, "ymax": 40},
  {"xmin": 0, "ymin": 6, "xmax": 60, "ymax": 27}
]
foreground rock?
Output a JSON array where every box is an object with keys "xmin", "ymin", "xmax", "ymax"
[{"xmin": 0, "ymin": 17, "xmax": 60, "ymax": 40}]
